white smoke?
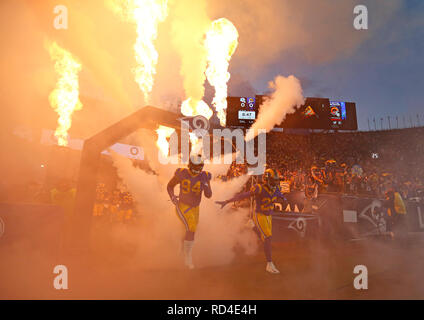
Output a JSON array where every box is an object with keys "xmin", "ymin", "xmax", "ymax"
[
  {"xmin": 109, "ymin": 133, "xmax": 258, "ymax": 269},
  {"xmin": 109, "ymin": 150, "xmax": 182, "ymax": 269},
  {"xmin": 245, "ymin": 75, "xmax": 304, "ymax": 141},
  {"xmin": 170, "ymin": 0, "xmax": 210, "ymax": 105},
  {"xmin": 195, "ymin": 174, "xmax": 258, "ymax": 267}
]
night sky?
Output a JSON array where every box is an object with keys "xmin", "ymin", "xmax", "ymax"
[
  {"xmin": 1, "ymin": 0, "xmax": 423, "ymax": 135},
  {"xmin": 250, "ymin": 0, "xmax": 424, "ymax": 130}
]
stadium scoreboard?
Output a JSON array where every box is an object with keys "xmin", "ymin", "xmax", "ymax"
[
  {"xmin": 226, "ymin": 96, "xmax": 258, "ymax": 128},
  {"xmin": 226, "ymin": 96, "xmax": 357, "ymax": 130}
]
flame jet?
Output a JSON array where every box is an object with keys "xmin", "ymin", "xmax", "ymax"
[
  {"xmin": 180, "ymin": 98, "xmax": 212, "ymax": 119},
  {"xmin": 156, "ymin": 125, "xmax": 175, "ymax": 157},
  {"xmin": 205, "ymin": 18, "xmax": 239, "ymax": 127},
  {"xmin": 109, "ymin": 0, "xmax": 169, "ymax": 103},
  {"xmin": 47, "ymin": 41, "xmax": 83, "ymax": 147},
  {"xmin": 170, "ymin": 0, "xmax": 213, "ymax": 119}
]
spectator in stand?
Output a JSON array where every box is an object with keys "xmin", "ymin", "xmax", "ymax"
[
  {"xmin": 324, "ymin": 159, "xmax": 341, "ymax": 193},
  {"xmin": 109, "ymin": 189, "xmax": 121, "ymax": 222},
  {"xmin": 265, "ymin": 128, "xmax": 424, "ymax": 200},
  {"xmin": 303, "ymin": 175, "xmax": 318, "ymax": 213},
  {"xmin": 292, "ymin": 170, "xmax": 306, "ymax": 192},
  {"xmin": 50, "ymin": 179, "xmax": 76, "ymax": 213},
  {"xmin": 102, "ymin": 191, "xmax": 111, "ymax": 219},
  {"xmin": 311, "ymin": 165, "xmax": 326, "ymax": 194},
  {"xmin": 383, "ymin": 189, "xmax": 407, "ymax": 237},
  {"xmin": 280, "ymin": 174, "xmax": 294, "ymax": 211},
  {"xmin": 93, "ymin": 182, "xmax": 106, "ymax": 217},
  {"xmin": 119, "ymin": 191, "xmax": 134, "ymax": 222}
]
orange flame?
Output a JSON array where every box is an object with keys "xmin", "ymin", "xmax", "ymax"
[
  {"xmin": 47, "ymin": 41, "xmax": 82, "ymax": 147},
  {"xmin": 189, "ymin": 132, "xmax": 202, "ymax": 155},
  {"xmin": 205, "ymin": 18, "xmax": 239, "ymax": 126},
  {"xmin": 180, "ymin": 97, "xmax": 213, "ymax": 119},
  {"xmin": 110, "ymin": 0, "xmax": 168, "ymax": 102},
  {"xmin": 156, "ymin": 125, "xmax": 175, "ymax": 157},
  {"xmin": 180, "ymin": 98, "xmax": 211, "ymax": 156}
]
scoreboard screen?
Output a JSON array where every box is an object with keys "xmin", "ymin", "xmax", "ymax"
[
  {"xmin": 277, "ymin": 98, "xmax": 357, "ymax": 130},
  {"xmin": 226, "ymin": 96, "xmax": 357, "ymax": 130},
  {"xmin": 226, "ymin": 96, "xmax": 258, "ymax": 128},
  {"xmin": 272, "ymin": 97, "xmax": 329, "ymax": 130},
  {"xmin": 329, "ymin": 101, "xmax": 348, "ymax": 129}
]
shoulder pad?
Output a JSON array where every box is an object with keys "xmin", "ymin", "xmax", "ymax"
[{"xmin": 175, "ymin": 167, "xmax": 186, "ymax": 177}]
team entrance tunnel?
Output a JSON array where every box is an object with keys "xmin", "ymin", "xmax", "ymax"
[{"xmin": 71, "ymin": 106, "xmax": 181, "ymax": 250}]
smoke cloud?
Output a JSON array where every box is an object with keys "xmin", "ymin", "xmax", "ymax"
[
  {"xmin": 245, "ymin": 75, "xmax": 304, "ymax": 141},
  {"xmin": 170, "ymin": 0, "xmax": 210, "ymax": 107},
  {"xmin": 0, "ymin": 0, "xmax": 403, "ymax": 141},
  {"xmin": 209, "ymin": 0, "xmax": 403, "ymax": 73},
  {"xmin": 109, "ymin": 133, "xmax": 257, "ymax": 269}
]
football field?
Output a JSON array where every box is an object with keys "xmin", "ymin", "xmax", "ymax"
[{"xmin": 2, "ymin": 233, "xmax": 424, "ymax": 299}]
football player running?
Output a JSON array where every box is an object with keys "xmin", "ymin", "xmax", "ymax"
[
  {"xmin": 216, "ymin": 169, "xmax": 286, "ymax": 274},
  {"xmin": 167, "ymin": 154, "xmax": 212, "ymax": 269}
]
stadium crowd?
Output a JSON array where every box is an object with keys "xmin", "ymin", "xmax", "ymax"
[
  {"xmin": 263, "ymin": 128, "xmax": 424, "ymax": 200},
  {"xmin": 2, "ymin": 127, "xmax": 423, "ymax": 221},
  {"xmin": 92, "ymin": 182, "xmax": 135, "ymax": 222}
]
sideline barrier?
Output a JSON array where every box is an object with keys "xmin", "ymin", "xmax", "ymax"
[
  {"xmin": 406, "ymin": 200, "xmax": 424, "ymax": 232},
  {"xmin": 272, "ymin": 193, "xmax": 424, "ymax": 242},
  {"xmin": 339, "ymin": 195, "xmax": 424, "ymax": 239},
  {"xmin": 272, "ymin": 212, "xmax": 320, "ymax": 242},
  {"xmin": 1, "ymin": 197, "xmax": 422, "ymax": 248}
]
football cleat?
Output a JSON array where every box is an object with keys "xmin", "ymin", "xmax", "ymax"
[
  {"xmin": 183, "ymin": 240, "xmax": 195, "ymax": 270},
  {"xmin": 184, "ymin": 253, "xmax": 194, "ymax": 269},
  {"xmin": 185, "ymin": 260, "xmax": 195, "ymax": 270},
  {"xmin": 266, "ymin": 262, "xmax": 280, "ymax": 274}
]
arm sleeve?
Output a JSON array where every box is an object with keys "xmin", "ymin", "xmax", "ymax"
[
  {"xmin": 203, "ymin": 172, "xmax": 212, "ymax": 198},
  {"xmin": 225, "ymin": 190, "xmax": 254, "ymax": 203},
  {"xmin": 275, "ymin": 187, "xmax": 287, "ymax": 201}
]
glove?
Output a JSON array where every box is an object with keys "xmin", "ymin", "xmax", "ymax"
[
  {"xmin": 215, "ymin": 200, "xmax": 229, "ymax": 209},
  {"xmin": 170, "ymin": 195, "xmax": 179, "ymax": 205},
  {"xmin": 204, "ymin": 173, "xmax": 212, "ymax": 186}
]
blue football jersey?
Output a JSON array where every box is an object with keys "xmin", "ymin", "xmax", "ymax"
[
  {"xmin": 251, "ymin": 183, "xmax": 285, "ymax": 215},
  {"xmin": 173, "ymin": 168, "xmax": 212, "ymax": 207}
]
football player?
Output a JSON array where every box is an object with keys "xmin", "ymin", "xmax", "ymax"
[
  {"xmin": 167, "ymin": 154, "xmax": 212, "ymax": 269},
  {"xmin": 216, "ymin": 168, "xmax": 286, "ymax": 274}
]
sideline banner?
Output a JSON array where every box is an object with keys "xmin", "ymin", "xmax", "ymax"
[
  {"xmin": 273, "ymin": 193, "xmax": 424, "ymax": 242},
  {"xmin": 40, "ymin": 129, "xmax": 144, "ymax": 160},
  {"xmin": 272, "ymin": 212, "xmax": 320, "ymax": 242}
]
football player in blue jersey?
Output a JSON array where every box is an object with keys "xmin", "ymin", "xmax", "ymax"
[
  {"xmin": 167, "ymin": 154, "xmax": 212, "ymax": 269},
  {"xmin": 216, "ymin": 168, "xmax": 286, "ymax": 274}
]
